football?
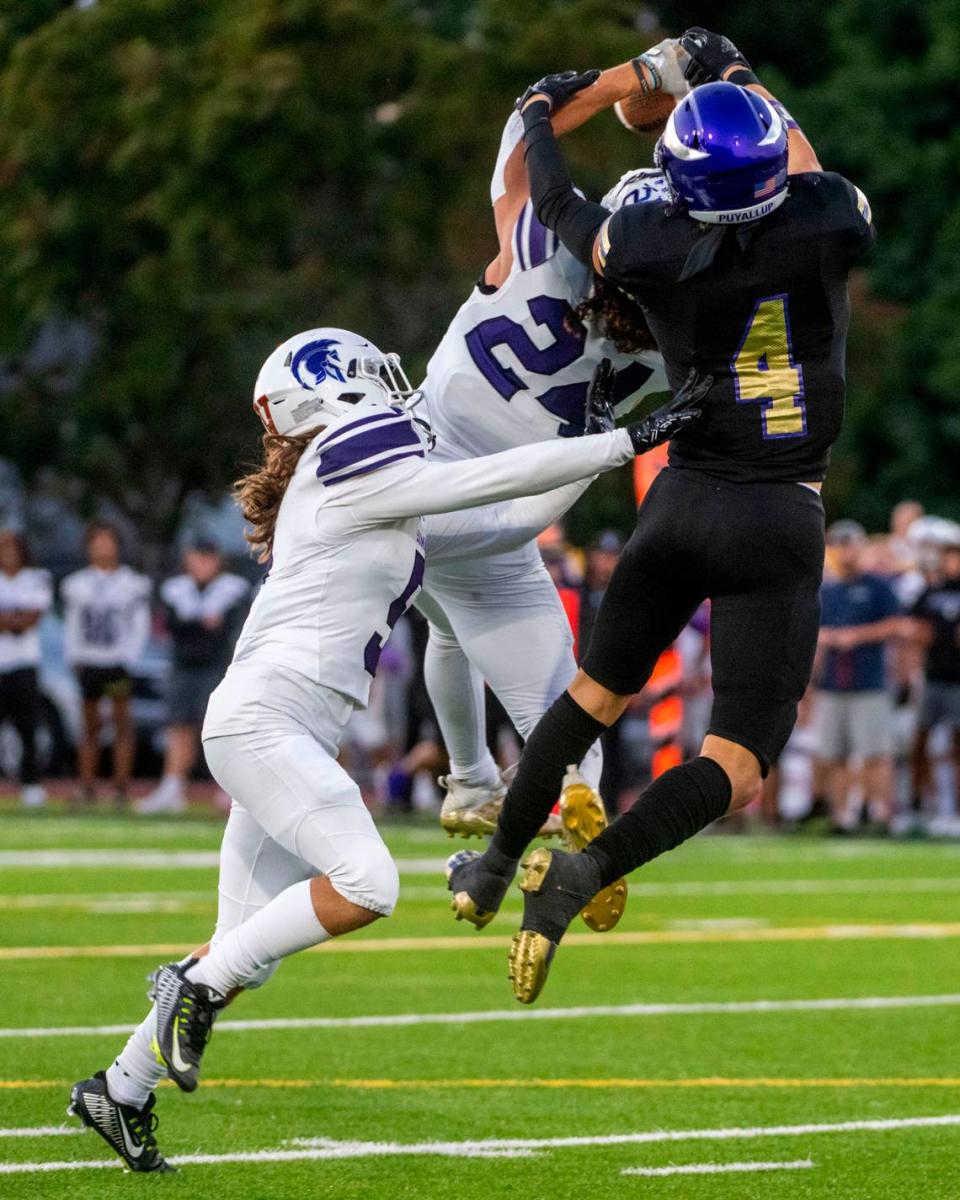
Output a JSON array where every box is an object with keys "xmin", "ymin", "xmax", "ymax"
[{"xmin": 613, "ymin": 89, "xmax": 676, "ymax": 134}]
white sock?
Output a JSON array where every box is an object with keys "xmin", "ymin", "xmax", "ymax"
[
  {"xmin": 451, "ymin": 753, "xmax": 502, "ymax": 790},
  {"xmin": 105, "ymin": 1007, "xmax": 165, "ymax": 1110},
  {"xmin": 185, "ymin": 879, "xmax": 329, "ymax": 996},
  {"xmin": 424, "ymin": 632, "xmax": 501, "ymax": 788}
]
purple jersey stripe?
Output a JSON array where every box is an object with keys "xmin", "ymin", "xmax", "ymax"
[
  {"xmin": 319, "ymin": 447, "xmax": 424, "ymax": 487},
  {"xmin": 316, "ymin": 409, "xmax": 404, "ymax": 450},
  {"xmin": 316, "ymin": 419, "xmax": 420, "ymax": 480},
  {"xmin": 513, "ymin": 203, "xmax": 529, "ymax": 271},
  {"xmin": 527, "ymin": 211, "xmax": 549, "ymax": 267}
]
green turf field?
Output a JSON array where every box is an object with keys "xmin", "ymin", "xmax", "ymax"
[{"xmin": 1, "ymin": 805, "xmax": 959, "ymax": 1198}]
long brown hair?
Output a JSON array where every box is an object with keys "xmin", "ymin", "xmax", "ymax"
[
  {"xmin": 233, "ymin": 427, "xmax": 324, "ymax": 563},
  {"xmin": 572, "ymin": 276, "xmax": 658, "ymax": 355}
]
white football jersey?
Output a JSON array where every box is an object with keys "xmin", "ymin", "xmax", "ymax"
[
  {"xmin": 203, "ymin": 399, "xmax": 633, "ymax": 735},
  {"xmin": 0, "ymin": 567, "xmax": 52, "ymax": 673},
  {"xmin": 422, "ymin": 118, "xmax": 668, "ymax": 464},
  {"xmin": 62, "ymin": 565, "xmax": 152, "ymax": 668}
]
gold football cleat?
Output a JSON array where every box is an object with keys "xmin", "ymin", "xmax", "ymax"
[
  {"xmin": 445, "ymin": 850, "xmax": 499, "ymax": 930},
  {"xmin": 508, "ymin": 928, "xmax": 555, "ymax": 1005},
  {"xmin": 438, "ymin": 776, "xmax": 506, "ymax": 839},
  {"xmin": 449, "ymin": 890, "xmax": 497, "ymax": 930},
  {"xmin": 439, "ymin": 770, "xmax": 563, "ymax": 840},
  {"xmin": 559, "ymin": 765, "xmax": 628, "ymax": 933}
]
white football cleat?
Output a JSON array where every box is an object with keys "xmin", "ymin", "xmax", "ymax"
[
  {"xmin": 20, "ymin": 784, "xmax": 47, "ymax": 808},
  {"xmin": 439, "ymin": 775, "xmax": 506, "ymax": 838},
  {"xmin": 439, "ymin": 768, "xmax": 562, "ymax": 839},
  {"xmin": 135, "ymin": 777, "xmax": 187, "ymax": 815}
]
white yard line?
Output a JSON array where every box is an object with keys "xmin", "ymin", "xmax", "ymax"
[
  {"xmin": 0, "ymin": 851, "xmax": 444, "ymax": 872},
  {"xmin": 622, "ymin": 1159, "xmax": 815, "ymax": 1177},
  {"xmin": 3, "ymin": 1114, "xmax": 957, "ymax": 1174},
  {"xmin": 0, "ymin": 1127, "xmax": 81, "ymax": 1138},
  {"xmin": 5, "ymin": 843, "xmax": 959, "ymax": 871},
  {"xmin": 3, "ymin": 875, "xmax": 959, "ymax": 912},
  {"xmin": 289, "ymin": 1113, "xmax": 960, "ymax": 1152},
  {"xmin": 3, "ymin": 991, "xmax": 959, "ymax": 1040}
]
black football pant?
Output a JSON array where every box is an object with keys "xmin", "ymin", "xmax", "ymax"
[
  {"xmin": 581, "ymin": 468, "xmax": 825, "ymax": 774},
  {"xmin": 0, "ymin": 667, "xmax": 41, "ymax": 785}
]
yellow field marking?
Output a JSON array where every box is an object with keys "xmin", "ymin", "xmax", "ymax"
[
  {"xmin": 6, "ymin": 1076, "xmax": 960, "ymax": 1091},
  {"xmin": 3, "ymin": 922, "xmax": 960, "ymax": 960}
]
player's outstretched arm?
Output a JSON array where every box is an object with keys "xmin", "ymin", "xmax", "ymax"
[
  {"xmin": 488, "ymin": 42, "xmax": 687, "ymax": 285},
  {"xmin": 355, "ymin": 364, "xmax": 708, "ymax": 523},
  {"xmin": 356, "ymin": 427, "xmax": 633, "ymax": 522},
  {"xmin": 679, "ymin": 28, "xmax": 822, "ymax": 174},
  {"xmin": 422, "ymin": 356, "xmax": 640, "ymax": 562},
  {"xmin": 515, "ymin": 75, "xmax": 613, "ymax": 267}
]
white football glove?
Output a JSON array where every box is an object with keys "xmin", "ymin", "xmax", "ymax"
[{"xmin": 635, "ymin": 38, "xmax": 692, "ymax": 98}]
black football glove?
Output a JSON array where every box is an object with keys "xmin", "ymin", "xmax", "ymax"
[
  {"xmin": 585, "ymin": 358, "xmax": 616, "ymax": 435},
  {"xmin": 679, "ymin": 27, "xmax": 753, "ymax": 86},
  {"xmin": 625, "ymin": 368, "xmax": 713, "ymax": 454},
  {"xmin": 516, "ymin": 69, "xmax": 601, "ymax": 116}
]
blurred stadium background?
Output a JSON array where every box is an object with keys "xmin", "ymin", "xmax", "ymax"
[{"xmin": 2, "ymin": 2, "xmax": 960, "ymax": 1195}]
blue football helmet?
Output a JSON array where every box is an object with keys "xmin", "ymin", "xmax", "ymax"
[{"xmin": 655, "ymin": 81, "xmax": 788, "ymax": 225}]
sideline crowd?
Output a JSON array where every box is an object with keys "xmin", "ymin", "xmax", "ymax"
[{"xmin": 1, "ymin": 498, "xmax": 959, "ymax": 836}]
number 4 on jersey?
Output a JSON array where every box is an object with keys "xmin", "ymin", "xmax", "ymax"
[{"xmin": 732, "ymin": 294, "xmax": 806, "ymax": 439}]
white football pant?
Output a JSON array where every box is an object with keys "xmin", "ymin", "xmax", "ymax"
[
  {"xmin": 416, "ymin": 541, "xmax": 603, "ymax": 790},
  {"xmin": 203, "ymin": 709, "xmax": 399, "ymax": 987}
]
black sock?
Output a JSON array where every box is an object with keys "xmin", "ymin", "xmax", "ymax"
[
  {"xmin": 583, "ymin": 757, "xmax": 732, "ymax": 887},
  {"xmin": 491, "ymin": 692, "xmax": 607, "ymax": 861}
]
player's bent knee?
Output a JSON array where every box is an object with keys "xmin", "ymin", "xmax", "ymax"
[
  {"xmin": 568, "ymin": 670, "xmax": 632, "ymax": 727},
  {"xmin": 323, "ymin": 838, "xmax": 400, "ymax": 919},
  {"xmin": 701, "ymin": 734, "xmax": 762, "ymax": 813}
]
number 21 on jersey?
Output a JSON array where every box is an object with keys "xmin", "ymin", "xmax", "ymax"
[{"xmin": 732, "ymin": 294, "xmax": 806, "ymax": 439}]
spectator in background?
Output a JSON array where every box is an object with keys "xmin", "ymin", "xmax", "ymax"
[
  {"xmin": 62, "ymin": 522, "xmax": 151, "ymax": 806},
  {"xmin": 578, "ymin": 530, "xmax": 622, "ymax": 654},
  {"xmin": 137, "ymin": 541, "xmax": 249, "ymax": 814},
  {"xmin": 909, "ymin": 525, "xmax": 960, "ymax": 830},
  {"xmin": 814, "ymin": 520, "xmax": 902, "ymax": 833},
  {"xmin": 889, "ymin": 499, "xmax": 924, "ymax": 568},
  {"xmin": 0, "ymin": 530, "xmax": 51, "ymax": 807}
]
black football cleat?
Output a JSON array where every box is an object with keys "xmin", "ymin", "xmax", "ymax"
[
  {"xmin": 446, "ymin": 848, "xmax": 516, "ymax": 930},
  {"xmin": 68, "ymin": 1072, "xmax": 175, "ymax": 1173},
  {"xmin": 509, "ymin": 848, "xmax": 599, "ymax": 1004},
  {"xmin": 152, "ymin": 959, "xmax": 225, "ymax": 1093}
]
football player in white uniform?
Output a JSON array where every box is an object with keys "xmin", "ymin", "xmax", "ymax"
[
  {"xmin": 62, "ymin": 523, "xmax": 151, "ymax": 806},
  {"xmin": 67, "ymin": 327, "xmax": 705, "ymax": 1171},
  {"xmin": 416, "ymin": 43, "xmax": 688, "ymax": 842}
]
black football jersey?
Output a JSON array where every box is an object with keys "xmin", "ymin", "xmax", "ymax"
[{"xmin": 598, "ymin": 172, "xmax": 875, "ymax": 483}]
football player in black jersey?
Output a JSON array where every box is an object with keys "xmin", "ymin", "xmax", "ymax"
[{"xmin": 446, "ymin": 29, "xmax": 876, "ymax": 1003}]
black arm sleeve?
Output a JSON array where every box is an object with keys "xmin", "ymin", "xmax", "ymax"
[{"xmin": 521, "ymin": 102, "xmax": 610, "ymax": 267}]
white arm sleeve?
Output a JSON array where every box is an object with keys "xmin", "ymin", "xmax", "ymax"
[
  {"xmin": 351, "ymin": 429, "xmax": 633, "ymax": 523},
  {"xmin": 490, "ymin": 111, "xmax": 525, "ymax": 204},
  {"xmin": 424, "ymin": 478, "xmax": 596, "ymax": 564}
]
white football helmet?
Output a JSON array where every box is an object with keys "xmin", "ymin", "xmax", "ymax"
[
  {"xmin": 601, "ymin": 167, "xmax": 671, "ymax": 212},
  {"xmin": 252, "ymin": 327, "xmax": 419, "ymax": 437}
]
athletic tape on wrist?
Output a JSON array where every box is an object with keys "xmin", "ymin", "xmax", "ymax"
[
  {"xmin": 631, "ymin": 55, "xmax": 661, "ymax": 97},
  {"xmin": 726, "ymin": 66, "xmax": 760, "ymax": 87}
]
